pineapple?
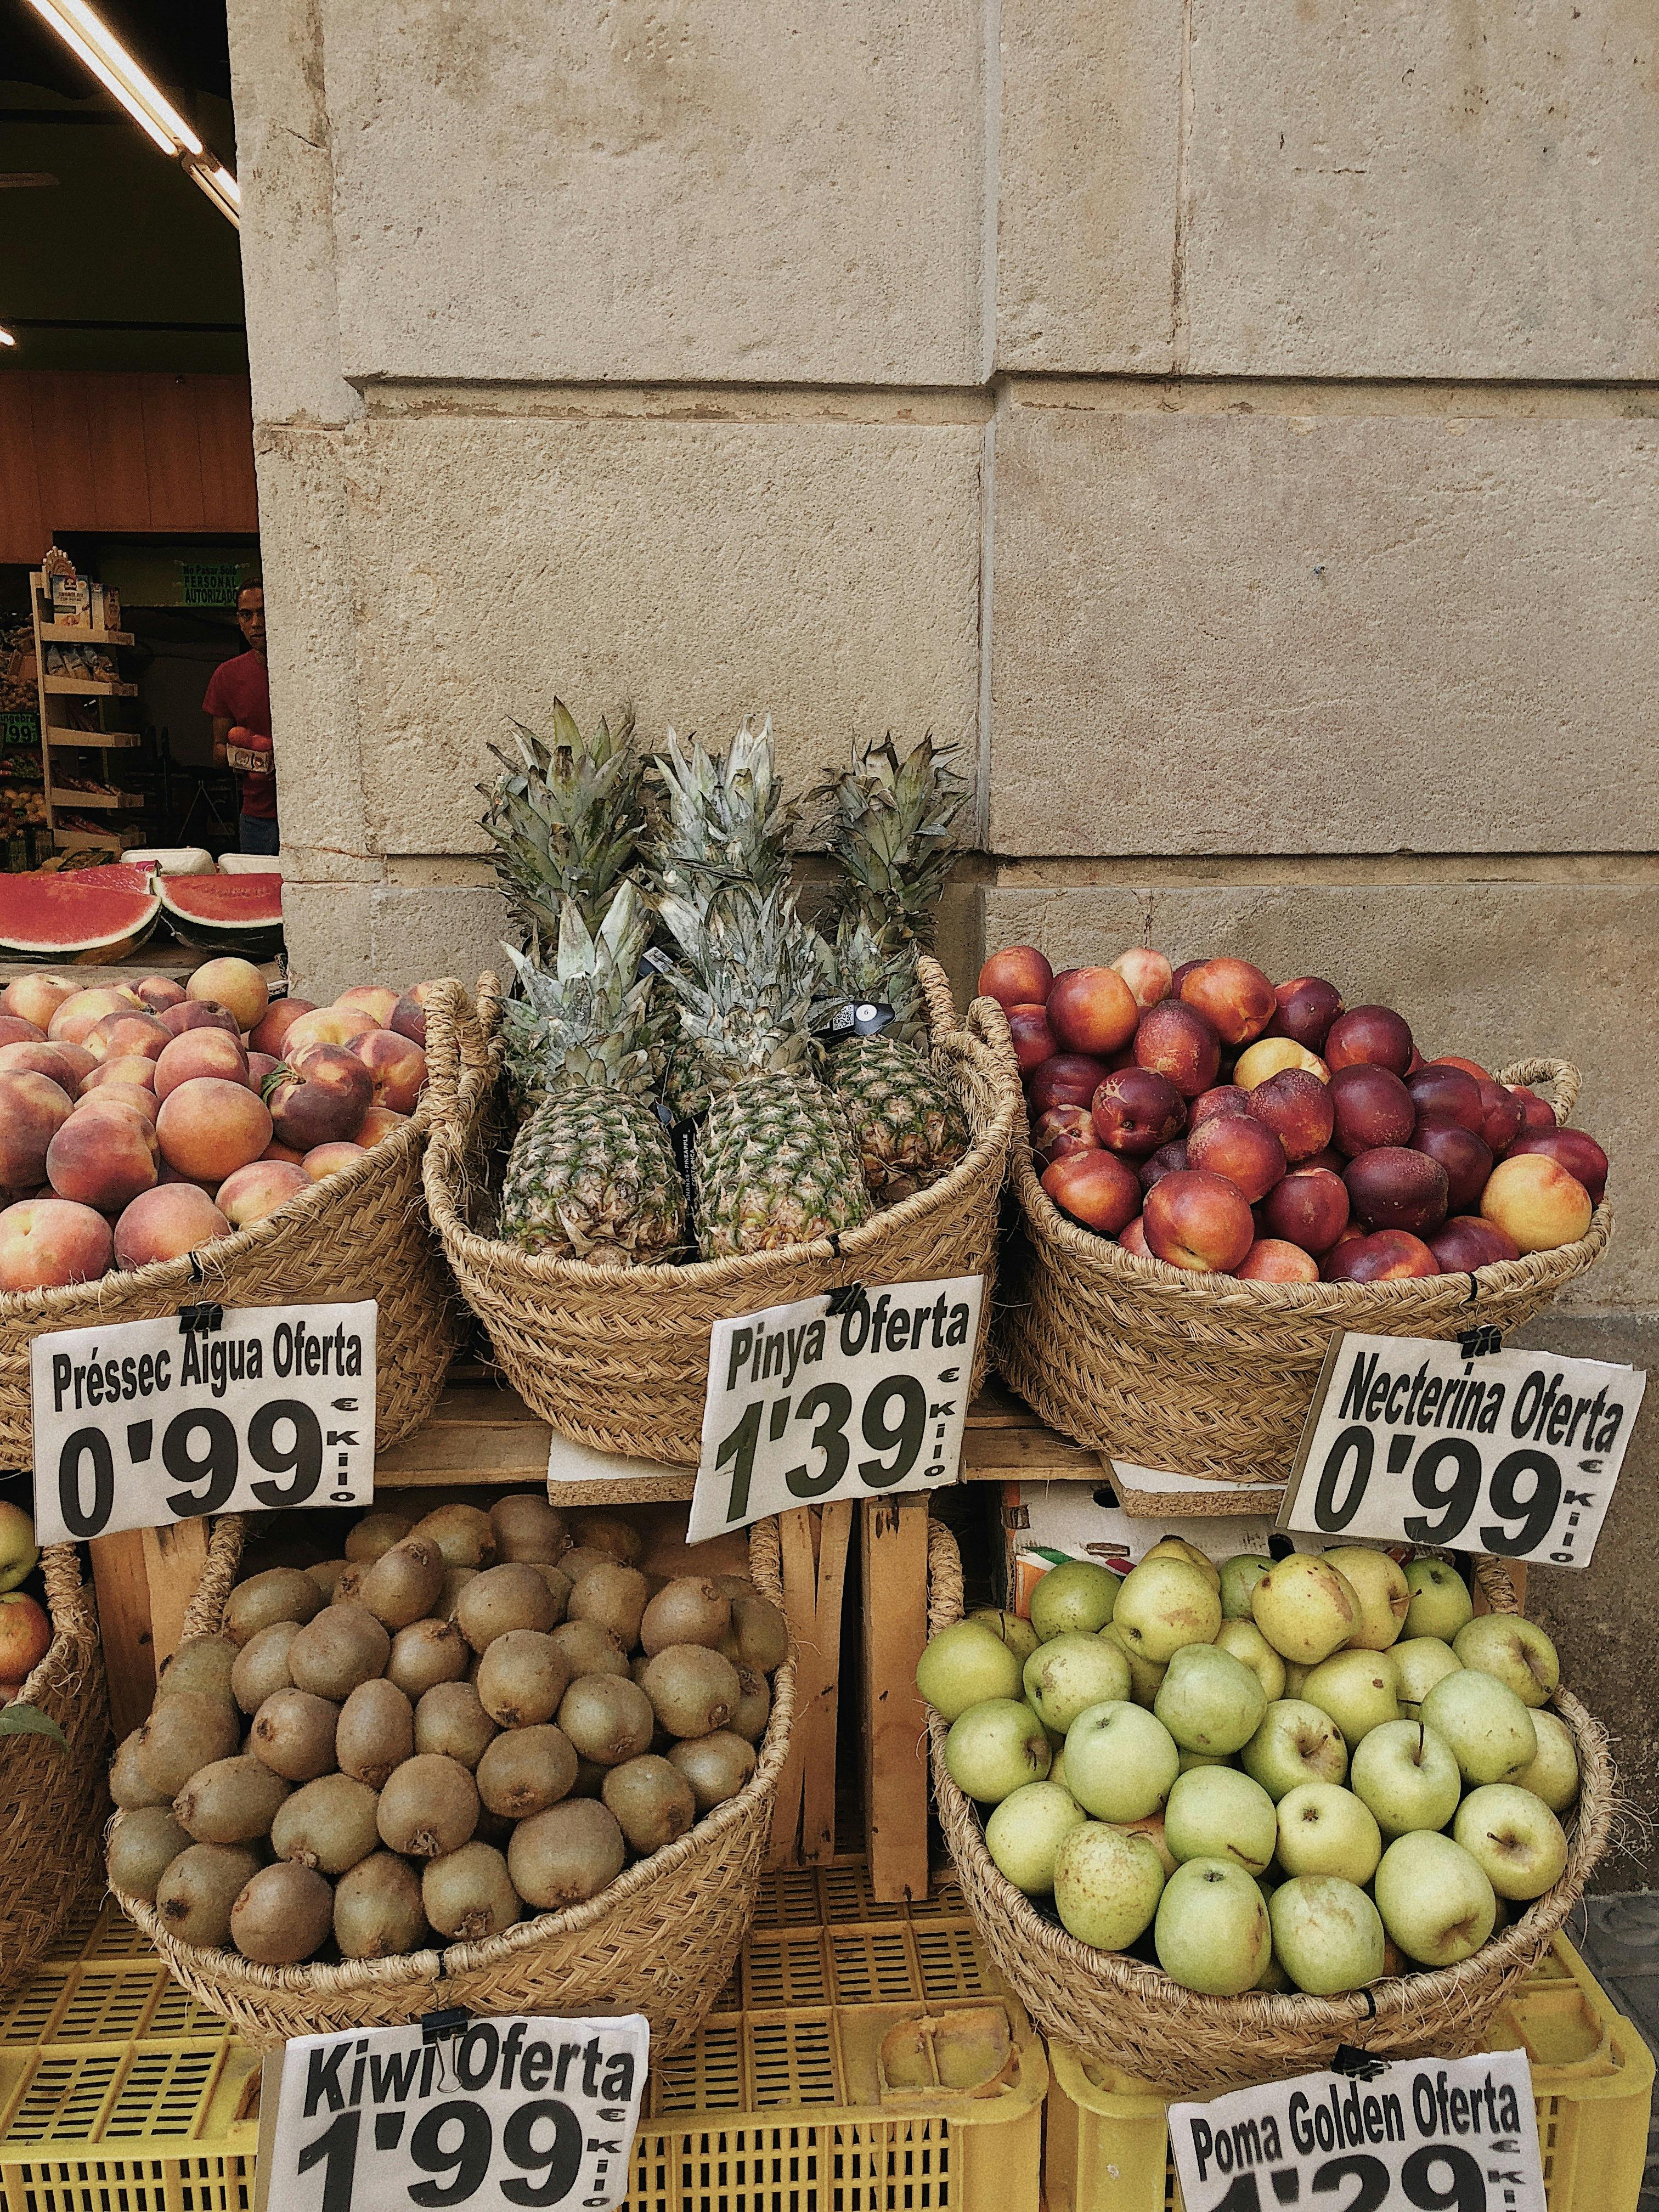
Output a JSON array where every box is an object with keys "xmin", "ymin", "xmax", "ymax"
[
  {"xmin": 496, "ymin": 885, "xmax": 685, "ymax": 1266},
  {"xmin": 479, "ymin": 701, "xmax": 644, "ymax": 941},
  {"xmin": 659, "ymin": 889, "xmax": 870, "ymax": 1259}
]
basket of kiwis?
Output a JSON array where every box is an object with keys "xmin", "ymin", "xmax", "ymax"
[{"xmin": 105, "ymin": 1497, "xmax": 793, "ymax": 2050}]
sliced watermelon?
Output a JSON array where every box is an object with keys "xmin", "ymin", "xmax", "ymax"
[
  {"xmin": 159, "ymin": 871, "xmax": 285, "ymax": 958},
  {"xmin": 0, "ymin": 865, "xmax": 161, "ymax": 962}
]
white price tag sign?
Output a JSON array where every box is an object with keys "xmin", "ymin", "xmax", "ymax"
[
  {"xmin": 31, "ymin": 1302, "xmax": 376, "ymax": 1542},
  {"xmin": 1170, "ymin": 2051, "xmax": 1545, "ymax": 2212},
  {"xmin": 689, "ymin": 1274, "xmax": 983, "ymax": 1545},
  {"xmin": 1279, "ymin": 1332, "xmax": 1644, "ymax": 1570},
  {"xmin": 258, "ymin": 2013, "xmax": 648, "ymax": 2212}
]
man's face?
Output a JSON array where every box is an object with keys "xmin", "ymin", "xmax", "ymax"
[{"xmin": 237, "ymin": 588, "xmax": 266, "ymax": 653}]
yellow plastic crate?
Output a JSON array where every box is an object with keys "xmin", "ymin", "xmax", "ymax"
[{"xmin": 1044, "ymin": 1937, "xmax": 1655, "ymax": 2212}]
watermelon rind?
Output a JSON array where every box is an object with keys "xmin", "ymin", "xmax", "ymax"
[
  {"xmin": 0, "ymin": 866, "xmax": 161, "ymax": 962},
  {"xmin": 158, "ymin": 872, "xmax": 285, "ymax": 958}
]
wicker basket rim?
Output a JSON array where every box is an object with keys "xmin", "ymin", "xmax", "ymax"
[{"xmin": 16, "ymin": 1543, "xmax": 97, "ymax": 1710}]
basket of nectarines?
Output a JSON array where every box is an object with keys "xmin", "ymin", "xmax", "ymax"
[{"xmin": 980, "ymin": 945, "xmax": 1611, "ymax": 1489}]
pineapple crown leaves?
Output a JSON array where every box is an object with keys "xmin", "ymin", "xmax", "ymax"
[
  {"xmin": 498, "ymin": 882, "xmax": 661, "ymax": 1099},
  {"xmin": 815, "ymin": 910, "xmax": 928, "ymax": 1045},
  {"xmin": 479, "ymin": 699, "xmax": 646, "ymax": 940},
  {"xmin": 649, "ymin": 717, "xmax": 799, "ymax": 910},
  {"xmin": 658, "ymin": 884, "xmax": 830, "ymax": 1082},
  {"xmin": 811, "ymin": 732, "xmax": 969, "ymax": 949}
]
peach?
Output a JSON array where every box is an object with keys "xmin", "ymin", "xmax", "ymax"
[
  {"xmin": 154, "ymin": 1029, "xmax": 250, "ymax": 1099},
  {"xmin": 1328, "ymin": 1064, "xmax": 1415, "ymax": 1156},
  {"xmin": 1431, "ymin": 1216, "xmax": 1521, "ymax": 1272},
  {"xmin": 1142, "ymin": 1169, "xmax": 1255, "ymax": 1273},
  {"xmin": 84, "ymin": 1011, "xmax": 170, "ymax": 1064},
  {"xmin": 0, "ymin": 1041, "xmax": 91, "ymax": 1093},
  {"xmin": 1433, "ymin": 1055, "xmax": 1489, "ymax": 1083},
  {"xmin": 1090, "ymin": 1068, "xmax": 1184, "ymax": 1158},
  {"xmin": 1506, "ymin": 1128, "xmax": 1607, "ymax": 1204},
  {"xmin": 337, "ymin": 984, "xmax": 399, "ymax": 1026},
  {"xmin": 246, "ymin": 1052, "xmax": 279, "ymax": 1096},
  {"xmin": 81, "ymin": 1056, "xmax": 158, "ymax": 1097},
  {"xmin": 1119, "ymin": 1214, "xmax": 1151, "ymax": 1257},
  {"xmin": 1237, "ymin": 1238, "xmax": 1320, "ymax": 1284},
  {"xmin": 1344, "ymin": 1147, "xmax": 1449, "ymax": 1237},
  {"xmin": 217, "ymin": 1159, "xmax": 311, "ymax": 1227},
  {"xmin": 978, "ymin": 946, "xmax": 1054, "ymax": 1010},
  {"xmin": 1233, "ymin": 1037, "xmax": 1327, "ymax": 1088},
  {"xmin": 1110, "ymin": 946, "xmax": 1173, "ymax": 1012},
  {"xmin": 1139, "ymin": 1138, "xmax": 1188, "ymax": 1193},
  {"xmin": 1476, "ymin": 1080, "xmax": 1524, "ymax": 1155},
  {"xmin": 0, "ymin": 1197, "xmax": 112, "ymax": 1292},
  {"xmin": 355, "ymin": 1107, "xmax": 409, "ymax": 1147},
  {"xmin": 302, "ymin": 1141, "xmax": 366, "ymax": 1181},
  {"xmin": 46, "ymin": 1109, "xmax": 157, "ymax": 1211},
  {"xmin": 0, "ymin": 1016, "xmax": 43, "ymax": 1051},
  {"xmin": 1047, "ymin": 967, "xmax": 1140, "ymax": 1058},
  {"xmin": 262, "ymin": 1139, "xmax": 308, "ymax": 1165},
  {"xmin": 1323, "ymin": 1006, "xmax": 1414, "ymax": 1077},
  {"xmin": 1007, "ymin": 1005, "xmax": 1058, "ymax": 1074},
  {"xmin": 1189, "ymin": 1084, "xmax": 1250, "ymax": 1128},
  {"xmin": 2, "ymin": 974, "xmax": 77, "ymax": 1031},
  {"xmin": 113, "ymin": 1185, "xmax": 230, "ymax": 1271},
  {"xmin": 1323, "ymin": 1230, "xmax": 1440, "ymax": 1282},
  {"xmin": 1410, "ymin": 1121, "xmax": 1492, "ymax": 1213},
  {"xmin": 1028, "ymin": 1053, "xmax": 1111, "ymax": 1115},
  {"xmin": 156, "ymin": 1078, "xmax": 272, "ymax": 1183},
  {"xmin": 1259, "ymin": 1165, "xmax": 1350, "ymax": 1255},
  {"xmin": 1133, "ymin": 1001, "xmax": 1222, "ymax": 1098},
  {"xmin": 159, "ymin": 999, "xmax": 240, "ymax": 1040},
  {"xmin": 1244, "ymin": 1068, "xmax": 1335, "ymax": 1164},
  {"xmin": 133, "ymin": 975, "xmax": 187, "ymax": 1012},
  {"xmin": 388, "ymin": 995, "xmax": 427, "ymax": 1048},
  {"xmin": 1178, "ymin": 958, "xmax": 1277, "ymax": 1047},
  {"xmin": 48, "ymin": 987, "xmax": 139, "ymax": 1046},
  {"xmin": 188, "ymin": 956, "xmax": 269, "ymax": 1033},
  {"xmin": 249, "ymin": 997, "xmax": 317, "ymax": 1057},
  {"xmin": 1266, "ymin": 977, "xmax": 1345, "ymax": 1053},
  {"xmin": 1186, "ymin": 1114, "xmax": 1287, "ymax": 1204},
  {"xmin": 1480, "ymin": 1154, "xmax": 1593, "ymax": 1255},
  {"xmin": 0, "ymin": 1070, "xmax": 73, "ymax": 1192},
  {"xmin": 1508, "ymin": 1086, "xmax": 1558, "ymax": 1137},
  {"xmin": 409, "ymin": 981, "xmax": 445, "ymax": 1007},
  {"xmin": 78, "ymin": 1082, "xmax": 157, "ymax": 1124},
  {"xmin": 1040, "ymin": 1149, "xmax": 1141, "ymax": 1235},
  {"xmin": 157, "ymin": 1162, "xmax": 217, "ymax": 1192},
  {"xmin": 281, "ymin": 1006, "xmax": 378, "ymax": 1056},
  {"xmin": 1031, "ymin": 1105, "xmax": 1099, "ymax": 1169},
  {"xmin": 270, "ymin": 1046, "xmax": 373, "ymax": 1148},
  {"xmin": 0, "ymin": 1593, "xmax": 51, "ymax": 1680},
  {"xmin": 1406, "ymin": 1064, "xmax": 1484, "ymax": 1136}
]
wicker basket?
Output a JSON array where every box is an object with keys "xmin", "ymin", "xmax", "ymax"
[
  {"xmin": 114, "ymin": 1513, "xmax": 795, "ymax": 2051},
  {"xmin": 0, "ymin": 1543, "xmax": 109, "ymax": 1992},
  {"xmin": 996, "ymin": 1051, "xmax": 1612, "ymax": 1487},
  {"xmin": 421, "ymin": 960, "xmax": 1020, "ymax": 1464},
  {"xmin": 0, "ymin": 1099, "xmax": 461, "ymax": 1462},
  {"xmin": 926, "ymin": 1519, "xmax": 1615, "ymax": 2096}
]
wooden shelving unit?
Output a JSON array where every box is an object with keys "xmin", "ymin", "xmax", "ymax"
[{"xmin": 27, "ymin": 568, "xmax": 148, "ymax": 853}]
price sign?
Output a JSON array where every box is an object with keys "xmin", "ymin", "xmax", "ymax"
[
  {"xmin": 257, "ymin": 2012, "xmax": 648, "ymax": 2212},
  {"xmin": 689, "ymin": 1274, "xmax": 983, "ymax": 1545},
  {"xmin": 31, "ymin": 1303, "xmax": 376, "ymax": 1543},
  {"xmin": 1278, "ymin": 1332, "xmax": 1644, "ymax": 1570},
  {"xmin": 1170, "ymin": 2051, "xmax": 1545, "ymax": 2212}
]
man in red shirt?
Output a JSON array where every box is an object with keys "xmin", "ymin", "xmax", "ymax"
[{"xmin": 202, "ymin": 580, "xmax": 279, "ymax": 854}]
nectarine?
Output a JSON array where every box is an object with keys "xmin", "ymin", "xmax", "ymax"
[
  {"xmin": 1505, "ymin": 1128, "xmax": 1606, "ymax": 1204},
  {"xmin": 1406, "ymin": 1064, "xmax": 1485, "ymax": 1135},
  {"xmin": 1142, "ymin": 1169, "xmax": 1255, "ymax": 1273},
  {"xmin": 1322, "ymin": 1231, "xmax": 1440, "ymax": 1282},
  {"xmin": 1032, "ymin": 1105, "xmax": 1099, "ymax": 1168},
  {"xmin": 1119, "ymin": 1214, "xmax": 1152, "ymax": 1257},
  {"xmin": 1324, "ymin": 1006, "xmax": 1414, "ymax": 1076},
  {"xmin": 1430, "ymin": 1216, "xmax": 1520, "ymax": 1272},
  {"xmin": 978, "ymin": 946, "xmax": 1053, "ymax": 1010},
  {"xmin": 1266, "ymin": 977, "xmax": 1344, "ymax": 1052},
  {"xmin": 1028, "ymin": 1053, "xmax": 1111, "ymax": 1114},
  {"xmin": 1244, "ymin": 1068, "xmax": 1335, "ymax": 1163},
  {"xmin": 1007, "ymin": 1005, "xmax": 1058, "ymax": 1074},
  {"xmin": 1178, "ymin": 958, "xmax": 1277, "ymax": 1047},
  {"xmin": 1508, "ymin": 1086, "xmax": 1556, "ymax": 1137},
  {"xmin": 1344, "ymin": 1147, "xmax": 1449, "ymax": 1237},
  {"xmin": 1328, "ymin": 1064, "xmax": 1415, "ymax": 1156},
  {"xmin": 1047, "ymin": 967, "xmax": 1140, "ymax": 1058},
  {"xmin": 1133, "ymin": 1001, "xmax": 1222, "ymax": 1099},
  {"xmin": 1090, "ymin": 1068, "xmax": 1184, "ymax": 1158},
  {"xmin": 1189, "ymin": 1084, "xmax": 1250, "ymax": 1128},
  {"xmin": 1480, "ymin": 1154, "xmax": 1592, "ymax": 1254},
  {"xmin": 1476, "ymin": 1080, "xmax": 1524, "ymax": 1155},
  {"xmin": 1110, "ymin": 946, "xmax": 1173, "ymax": 1011},
  {"xmin": 1259, "ymin": 1166, "xmax": 1350, "ymax": 1255},
  {"xmin": 1237, "ymin": 1238, "xmax": 1320, "ymax": 1284},
  {"xmin": 1040, "ymin": 1149, "xmax": 1141, "ymax": 1235},
  {"xmin": 1139, "ymin": 1138, "xmax": 1189, "ymax": 1193},
  {"xmin": 1233, "ymin": 1037, "xmax": 1328, "ymax": 1088},
  {"xmin": 1410, "ymin": 1120, "xmax": 1493, "ymax": 1213},
  {"xmin": 1186, "ymin": 1114, "xmax": 1287, "ymax": 1204}
]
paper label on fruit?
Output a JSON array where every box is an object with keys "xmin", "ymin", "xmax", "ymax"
[
  {"xmin": 1169, "ymin": 2049, "xmax": 1545, "ymax": 2212},
  {"xmin": 689, "ymin": 1273, "xmax": 984, "ymax": 1543},
  {"xmin": 1278, "ymin": 1330, "xmax": 1644, "ymax": 1569},
  {"xmin": 31, "ymin": 1302, "xmax": 377, "ymax": 1542}
]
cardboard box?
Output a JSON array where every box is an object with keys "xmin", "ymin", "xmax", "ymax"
[
  {"xmin": 50, "ymin": 578, "xmax": 90, "ymax": 628},
  {"xmin": 89, "ymin": 584, "xmax": 121, "ymax": 632}
]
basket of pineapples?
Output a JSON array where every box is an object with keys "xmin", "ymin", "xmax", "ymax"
[{"xmin": 423, "ymin": 711, "xmax": 1020, "ymax": 1465}]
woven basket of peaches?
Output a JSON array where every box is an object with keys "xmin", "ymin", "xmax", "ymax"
[
  {"xmin": 988, "ymin": 944, "xmax": 1611, "ymax": 1492},
  {"xmin": 0, "ymin": 962, "xmax": 461, "ymax": 1460}
]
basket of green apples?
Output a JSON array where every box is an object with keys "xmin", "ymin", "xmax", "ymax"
[{"xmin": 919, "ymin": 1521, "xmax": 1614, "ymax": 2096}]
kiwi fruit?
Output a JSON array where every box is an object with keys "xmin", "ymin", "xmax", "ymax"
[
  {"xmin": 557, "ymin": 1674, "xmax": 654, "ymax": 1768},
  {"xmin": 224, "ymin": 1567, "xmax": 323, "ymax": 1646},
  {"xmin": 490, "ymin": 1494, "xmax": 568, "ymax": 1562},
  {"xmin": 568, "ymin": 1561, "xmax": 649, "ymax": 1648},
  {"xmin": 335, "ymin": 1564, "xmax": 365, "ymax": 1602},
  {"xmin": 456, "ymin": 1564, "xmax": 557, "ymax": 1652},
  {"xmin": 508, "ymin": 1798, "xmax": 625, "ymax": 1911},
  {"xmin": 721, "ymin": 1593, "xmax": 790, "ymax": 1673},
  {"xmin": 111, "ymin": 1728, "xmax": 170, "ymax": 1808},
  {"xmin": 288, "ymin": 1602, "xmax": 392, "ymax": 1700},
  {"xmin": 107, "ymin": 1805, "xmax": 190, "ymax": 1901},
  {"xmin": 730, "ymin": 1666, "xmax": 772, "ymax": 1745},
  {"xmin": 668, "ymin": 1730, "xmax": 757, "ymax": 1812},
  {"xmin": 250, "ymin": 1687, "xmax": 340, "ymax": 1781},
  {"xmin": 231, "ymin": 1620, "xmax": 301, "ymax": 1714},
  {"xmin": 550, "ymin": 1619, "xmax": 629, "ymax": 1680},
  {"xmin": 712, "ymin": 1573, "xmax": 756, "ymax": 1601},
  {"xmin": 571, "ymin": 1510, "xmax": 641, "ymax": 1565},
  {"xmin": 475, "ymin": 1725, "xmax": 578, "ymax": 1820},
  {"xmin": 602, "ymin": 1756, "xmax": 696, "ymax": 1855},
  {"xmin": 640, "ymin": 1577, "xmax": 730, "ymax": 1657},
  {"xmin": 422, "ymin": 1842, "xmax": 521, "ymax": 1940},
  {"xmin": 640, "ymin": 1645, "xmax": 742, "ymax": 1740},
  {"xmin": 337, "ymin": 1678, "xmax": 415, "ymax": 1787},
  {"xmin": 414, "ymin": 1682, "xmax": 497, "ymax": 1769},
  {"xmin": 527, "ymin": 1563, "xmax": 573, "ymax": 1621},
  {"xmin": 335, "ymin": 1850, "xmax": 430, "ymax": 1959},
  {"xmin": 571, "ymin": 1757, "xmax": 606, "ymax": 1798},
  {"xmin": 476, "ymin": 1630, "xmax": 571, "ymax": 1729},
  {"xmin": 157, "ymin": 1635, "xmax": 239, "ymax": 1703},
  {"xmin": 156, "ymin": 1842, "xmax": 261, "ymax": 1948},
  {"xmin": 230, "ymin": 1861, "xmax": 334, "ymax": 1964},
  {"xmin": 137, "ymin": 1691, "xmax": 240, "ymax": 1796},
  {"xmin": 410, "ymin": 1503, "xmax": 498, "ymax": 1571},
  {"xmin": 174, "ymin": 1754, "xmax": 292, "ymax": 1843},
  {"xmin": 359, "ymin": 1538, "xmax": 446, "ymax": 1631},
  {"xmin": 308, "ymin": 1559, "xmax": 352, "ymax": 1598},
  {"xmin": 629, "ymin": 1654, "xmax": 650, "ymax": 1686},
  {"xmin": 377, "ymin": 1753, "xmax": 478, "ymax": 1859},
  {"xmin": 345, "ymin": 1510, "xmax": 413, "ymax": 1563},
  {"xmin": 556, "ymin": 1545, "xmax": 612, "ymax": 1586},
  {"xmin": 439, "ymin": 1567, "xmax": 477, "ymax": 1618},
  {"xmin": 271, "ymin": 1773, "xmax": 381, "ymax": 1874},
  {"xmin": 387, "ymin": 1616, "xmax": 470, "ymax": 1699}
]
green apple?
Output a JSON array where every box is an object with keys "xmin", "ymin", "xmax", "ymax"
[
  {"xmin": 1299, "ymin": 1649, "xmax": 1401, "ymax": 1749},
  {"xmin": 943, "ymin": 1699, "xmax": 1052, "ymax": 1803},
  {"xmin": 1049, "ymin": 1742, "xmax": 1070, "ymax": 1793},
  {"xmin": 1214, "ymin": 1617, "xmax": 1286, "ymax": 1702},
  {"xmin": 1402, "ymin": 1559, "xmax": 1474, "ymax": 1643},
  {"xmin": 1101, "ymin": 1621, "xmax": 1167, "ymax": 1707},
  {"xmin": 1419, "ymin": 1669, "xmax": 1537, "ymax": 1785},
  {"xmin": 1139, "ymin": 1536, "xmax": 1221, "ymax": 1590},
  {"xmin": 1348, "ymin": 1719, "xmax": 1463, "ymax": 1839},
  {"xmin": 1374, "ymin": 1831, "xmax": 1497, "ymax": 1965},
  {"xmin": 1274, "ymin": 1782, "xmax": 1382, "ymax": 1883},
  {"xmin": 1178, "ymin": 1748, "xmax": 1232, "ymax": 1771},
  {"xmin": 0, "ymin": 1501, "xmax": 37, "ymax": 1596},
  {"xmin": 1154, "ymin": 1643, "xmax": 1268, "ymax": 1756},
  {"xmin": 967, "ymin": 1607, "xmax": 1041, "ymax": 1664},
  {"xmin": 1513, "ymin": 1707, "xmax": 1579, "ymax": 1813},
  {"xmin": 1453, "ymin": 1615, "xmax": 1560, "ymax": 1708},
  {"xmin": 916, "ymin": 1621, "xmax": 1022, "ymax": 1719},
  {"xmin": 1282, "ymin": 1658, "xmax": 1310, "ymax": 1697},
  {"xmin": 1391, "ymin": 1636, "xmax": 1462, "ymax": 1718},
  {"xmin": 1113, "ymin": 1812, "xmax": 1177, "ymax": 1877},
  {"xmin": 1220, "ymin": 1553, "xmax": 1272, "ymax": 1620},
  {"xmin": 1030, "ymin": 1560, "xmax": 1119, "ymax": 1640},
  {"xmin": 1321, "ymin": 1546, "xmax": 1410, "ymax": 1651},
  {"xmin": 1453, "ymin": 1784, "xmax": 1569, "ymax": 1901},
  {"xmin": 1269, "ymin": 1875, "xmax": 1385, "ymax": 1994},
  {"xmin": 1163, "ymin": 1764, "xmax": 1277, "ymax": 1875},
  {"xmin": 1240, "ymin": 1699, "xmax": 1348, "ymax": 1801},
  {"xmin": 1112, "ymin": 1558, "xmax": 1222, "ymax": 1663},
  {"xmin": 1023, "ymin": 1632, "xmax": 1133, "ymax": 1734},
  {"xmin": 1250, "ymin": 1554, "xmax": 1362, "ymax": 1664},
  {"xmin": 985, "ymin": 1780, "xmax": 1088, "ymax": 1893},
  {"xmin": 1064, "ymin": 1700, "xmax": 1180, "ymax": 1821},
  {"xmin": 1154, "ymin": 1858, "xmax": 1272, "ymax": 1995},
  {"xmin": 1053, "ymin": 1820, "xmax": 1165, "ymax": 1949}
]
